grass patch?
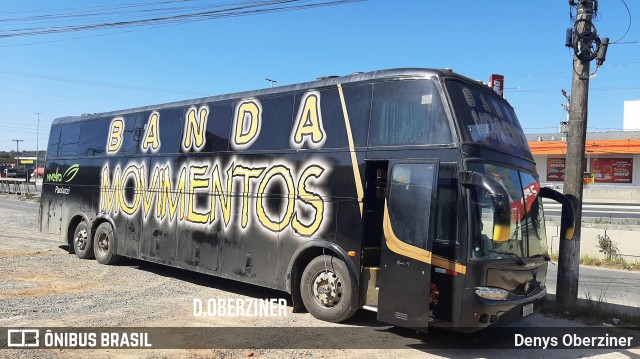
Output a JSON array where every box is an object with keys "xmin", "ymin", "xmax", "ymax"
[
  {"xmin": 549, "ymin": 252, "xmax": 640, "ymax": 271},
  {"xmin": 23, "ymin": 193, "xmax": 41, "ymax": 203}
]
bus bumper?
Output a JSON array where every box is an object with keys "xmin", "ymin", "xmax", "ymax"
[{"xmin": 456, "ymin": 286, "xmax": 547, "ymax": 331}]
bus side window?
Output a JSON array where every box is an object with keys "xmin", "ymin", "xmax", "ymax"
[
  {"xmin": 315, "ymin": 84, "xmax": 371, "ymax": 149},
  {"xmin": 203, "ymin": 102, "xmax": 232, "ymax": 152},
  {"xmin": 139, "ymin": 108, "xmax": 182, "ymax": 154},
  {"xmin": 121, "ymin": 114, "xmax": 143, "ymax": 154},
  {"xmin": 433, "ymin": 165, "xmax": 458, "ymax": 260},
  {"xmin": 60, "ymin": 123, "xmax": 81, "ymax": 157},
  {"xmin": 250, "ymin": 94, "xmax": 294, "ymax": 151},
  {"xmin": 369, "ymin": 80, "xmax": 452, "ymax": 147},
  {"xmin": 47, "ymin": 125, "xmax": 62, "ymax": 157},
  {"xmin": 78, "ymin": 119, "xmax": 110, "ymax": 156},
  {"xmin": 387, "ymin": 163, "xmax": 436, "ymax": 249}
]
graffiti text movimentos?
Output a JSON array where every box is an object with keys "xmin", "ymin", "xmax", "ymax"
[
  {"xmin": 100, "ymin": 161, "xmax": 327, "ymax": 237},
  {"xmin": 101, "ymin": 90, "xmax": 330, "ymax": 236}
]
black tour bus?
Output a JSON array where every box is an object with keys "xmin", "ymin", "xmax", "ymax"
[{"xmin": 39, "ymin": 68, "xmax": 574, "ymax": 331}]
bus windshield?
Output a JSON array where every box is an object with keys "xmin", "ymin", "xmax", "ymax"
[
  {"xmin": 445, "ymin": 80, "xmax": 531, "ymax": 160},
  {"xmin": 469, "ymin": 163, "xmax": 548, "ymax": 260}
]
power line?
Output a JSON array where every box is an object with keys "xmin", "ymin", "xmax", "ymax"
[
  {"xmin": 0, "ymin": 89, "xmax": 148, "ymax": 104},
  {"xmin": 611, "ymin": 0, "xmax": 632, "ymax": 44},
  {"xmin": 0, "ymin": 0, "xmax": 194, "ymax": 15},
  {"xmin": 507, "ymin": 61, "xmax": 640, "ymax": 80},
  {"xmin": 0, "ymin": 68, "xmax": 209, "ymax": 95},
  {"xmin": 0, "ymin": 0, "xmax": 366, "ymax": 38},
  {"xmin": 506, "ymin": 86, "xmax": 640, "ymax": 93}
]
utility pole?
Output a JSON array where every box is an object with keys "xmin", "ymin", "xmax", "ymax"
[
  {"xmin": 12, "ymin": 139, "xmax": 23, "ymax": 170},
  {"xmin": 558, "ymin": 0, "xmax": 608, "ymax": 308},
  {"xmin": 35, "ymin": 112, "xmax": 42, "ymax": 176}
]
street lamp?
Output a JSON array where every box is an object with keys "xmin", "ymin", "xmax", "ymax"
[{"xmin": 265, "ymin": 78, "xmax": 277, "ymax": 88}]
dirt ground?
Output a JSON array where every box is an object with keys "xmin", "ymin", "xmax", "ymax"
[{"xmin": 1, "ymin": 195, "xmax": 638, "ymax": 359}]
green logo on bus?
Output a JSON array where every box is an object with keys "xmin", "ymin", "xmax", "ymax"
[{"xmin": 46, "ymin": 164, "xmax": 80, "ymax": 183}]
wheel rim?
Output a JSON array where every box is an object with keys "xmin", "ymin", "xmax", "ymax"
[
  {"xmin": 311, "ymin": 269, "xmax": 343, "ymax": 307},
  {"xmin": 74, "ymin": 228, "xmax": 88, "ymax": 251},
  {"xmin": 97, "ymin": 231, "xmax": 110, "ymax": 256}
]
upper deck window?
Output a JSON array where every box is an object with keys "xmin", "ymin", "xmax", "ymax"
[
  {"xmin": 59, "ymin": 123, "xmax": 81, "ymax": 156},
  {"xmin": 369, "ymin": 79, "xmax": 452, "ymax": 147},
  {"xmin": 47, "ymin": 125, "xmax": 62, "ymax": 157},
  {"xmin": 446, "ymin": 80, "xmax": 531, "ymax": 159}
]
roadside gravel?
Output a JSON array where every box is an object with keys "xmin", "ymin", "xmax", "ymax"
[{"xmin": 0, "ymin": 197, "xmax": 421, "ymax": 358}]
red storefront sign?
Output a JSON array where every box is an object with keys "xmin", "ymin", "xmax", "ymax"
[
  {"xmin": 590, "ymin": 158, "xmax": 633, "ymax": 183},
  {"xmin": 546, "ymin": 158, "xmax": 566, "ymax": 181}
]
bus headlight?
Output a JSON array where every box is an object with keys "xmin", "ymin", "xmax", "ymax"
[{"xmin": 474, "ymin": 287, "xmax": 509, "ymax": 300}]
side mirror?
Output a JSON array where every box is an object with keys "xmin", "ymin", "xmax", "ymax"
[{"xmin": 539, "ymin": 187, "xmax": 575, "ymax": 240}]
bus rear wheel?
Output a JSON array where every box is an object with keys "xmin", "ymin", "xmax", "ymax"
[
  {"xmin": 93, "ymin": 222, "xmax": 120, "ymax": 265},
  {"xmin": 73, "ymin": 221, "xmax": 94, "ymax": 259},
  {"xmin": 300, "ymin": 255, "xmax": 357, "ymax": 323}
]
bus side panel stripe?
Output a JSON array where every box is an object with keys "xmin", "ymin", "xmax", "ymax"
[
  {"xmin": 337, "ymin": 83, "xmax": 364, "ymax": 217},
  {"xmin": 382, "ymin": 202, "xmax": 432, "ymax": 264},
  {"xmin": 382, "ymin": 202, "xmax": 467, "ymax": 274},
  {"xmin": 431, "ymin": 255, "xmax": 466, "ymax": 275}
]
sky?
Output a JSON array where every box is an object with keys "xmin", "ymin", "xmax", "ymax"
[{"xmin": 1, "ymin": 0, "xmax": 639, "ymax": 153}]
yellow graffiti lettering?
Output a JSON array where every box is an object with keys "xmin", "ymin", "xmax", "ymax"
[
  {"xmin": 292, "ymin": 165, "xmax": 325, "ymax": 236},
  {"xmin": 291, "ymin": 91, "xmax": 326, "ymax": 149},
  {"xmin": 107, "ymin": 118, "xmax": 124, "ymax": 154},
  {"xmin": 141, "ymin": 166, "xmax": 162, "ymax": 219},
  {"xmin": 187, "ymin": 165, "xmax": 210, "ymax": 224},
  {"xmin": 119, "ymin": 165, "xmax": 142, "ymax": 215},
  {"xmin": 141, "ymin": 112, "xmax": 161, "ymax": 152},
  {"xmin": 232, "ymin": 165, "xmax": 265, "ymax": 228},
  {"xmin": 155, "ymin": 167, "xmax": 167, "ymax": 219},
  {"xmin": 210, "ymin": 164, "xmax": 233, "ymax": 226},
  {"xmin": 100, "ymin": 165, "xmax": 121, "ymax": 213},
  {"xmin": 183, "ymin": 107, "xmax": 208, "ymax": 151},
  {"xmin": 99, "ymin": 161, "xmax": 328, "ymax": 237},
  {"xmin": 232, "ymin": 100, "xmax": 261, "ymax": 150},
  {"xmin": 256, "ymin": 165, "xmax": 296, "ymax": 232},
  {"xmin": 160, "ymin": 166, "xmax": 186, "ymax": 221}
]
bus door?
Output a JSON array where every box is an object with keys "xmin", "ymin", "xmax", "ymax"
[{"xmin": 377, "ymin": 161, "xmax": 438, "ymax": 330}]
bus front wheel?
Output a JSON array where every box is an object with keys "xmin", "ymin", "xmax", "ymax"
[
  {"xmin": 300, "ymin": 255, "xmax": 357, "ymax": 323},
  {"xmin": 93, "ymin": 222, "xmax": 121, "ymax": 265},
  {"xmin": 73, "ymin": 221, "xmax": 94, "ymax": 259}
]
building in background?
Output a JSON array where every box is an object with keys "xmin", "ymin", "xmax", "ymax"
[
  {"xmin": 527, "ymin": 99, "xmax": 640, "ymax": 188},
  {"xmin": 527, "ymin": 131, "xmax": 640, "ymax": 187}
]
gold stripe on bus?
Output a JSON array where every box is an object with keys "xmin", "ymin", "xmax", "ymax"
[
  {"xmin": 337, "ymin": 83, "xmax": 364, "ymax": 217},
  {"xmin": 431, "ymin": 255, "xmax": 467, "ymax": 275},
  {"xmin": 383, "ymin": 202, "xmax": 432, "ymax": 264}
]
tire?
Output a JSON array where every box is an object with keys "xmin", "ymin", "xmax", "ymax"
[
  {"xmin": 300, "ymin": 255, "xmax": 357, "ymax": 323},
  {"xmin": 93, "ymin": 222, "xmax": 121, "ymax": 265},
  {"xmin": 72, "ymin": 221, "xmax": 94, "ymax": 259}
]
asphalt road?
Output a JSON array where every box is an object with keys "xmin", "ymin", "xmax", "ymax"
[
  {"xmin": 0, "ymin": 198, "xmax": 39, "ymax": 213},
  {"xmin": 547, "ymin": 263, "xmax": 640, "ymax": 309},
  {"xmin": 544, "ymin": 202, "xmax": 640, "ymax": 220}
]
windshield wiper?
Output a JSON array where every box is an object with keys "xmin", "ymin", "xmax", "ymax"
[
  {"xmin": 530, "ymin": 253, "xmax": 555, "ymax": 265},
  {"xmin": 529, "ymin": 253, "xmax": 551, "ymax": 261},
  {"xmin": 487, "ymin": 249, "xmax": 526, "ymax": 265}
]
